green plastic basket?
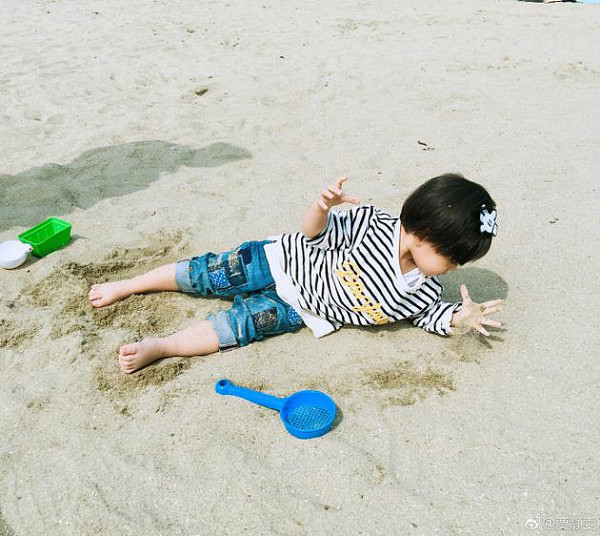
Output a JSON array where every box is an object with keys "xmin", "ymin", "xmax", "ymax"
[{"xmin": 18, "ymin": 218, "xmax": 72, "ymax": 258}]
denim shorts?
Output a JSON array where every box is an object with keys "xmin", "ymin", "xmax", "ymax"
[{"xmin": 175, "ymin": 240, "xmax": 303, "ymax": 350}]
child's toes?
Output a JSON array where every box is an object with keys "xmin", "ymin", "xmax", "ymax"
[
  {"xmin": 119, "ymin": 344, "xmax": 137, "ymax": 356},
  {"xmin": 118, "ymin": 352, "xmax": 135, "ymax": 367},
  {"xmin": 88, "ymin": 289, "xmax": 105, "ymax": 303},
  {"xmin": 119, "ymin": 360, "xmax": 137, "ymax": 374},
  {"xmin": 120, "ymin": 363, "xmax": 136, "ymax": 374},
  {"xmin": 90, "ymin": 297, "xmax": 105, "ymax": 308}
]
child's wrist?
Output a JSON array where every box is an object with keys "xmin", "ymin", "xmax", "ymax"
[{"xmin": 315, "ymin": 199, "xmax": 330, "ymax": 213}]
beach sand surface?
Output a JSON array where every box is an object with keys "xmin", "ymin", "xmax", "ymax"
[{"xmin": 1, "ymin": 0, "xmax": 599, "ymax": 534}]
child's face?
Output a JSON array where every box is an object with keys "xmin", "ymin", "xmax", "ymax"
[{"xmin": 411, "ymin": 239, "xmax": 457, "ymax": 277}]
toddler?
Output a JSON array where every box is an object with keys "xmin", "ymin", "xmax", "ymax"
[{"xmin": 88, "ymin": 173, "xmax": 503, "ymax": 373}]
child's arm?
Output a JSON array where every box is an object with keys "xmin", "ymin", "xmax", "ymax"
[
  {"xmin": 451, "ymin": 284, "xmax": 503, "ymax": 336},
  {"xmin": 411, "ymin": 281, "xmax": 502, "ymax": 336},
  {"xmin": 302, "ymin": 175, "xmax": 360, "ymax": 238},
  {"xmin": 410, "ymin": 278, "xmax": 461, "ymax": 335}
]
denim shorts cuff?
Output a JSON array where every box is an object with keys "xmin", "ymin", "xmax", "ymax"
[
  {"xmin": 207, "ymin": 311, "xmax": 238, "ymax": 352},
  {"xmin": 175, "ymin": 260, "xmax": 195, "ymax": 293}
]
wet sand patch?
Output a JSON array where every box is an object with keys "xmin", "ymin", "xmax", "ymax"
[
  {"xmin": 22, "ymin": 231, "xmax": 185, "ymax": 308},
  {"xmin": 94, "ymin": 358, "xmax": 192, "ymax": 399},
  {"xmin": 12, "ymin": 231, "xmax": 203, "ymax": 405},
  {"xmin": 0, "ymin": 319, "xmax": 41, "ymax": 349},
  {"xmin": 302, "ymin": 359, "xmax": 455, "ymax": 408},
  {"xmin": 364, "ymin": 361, "xmax": 455, "ymax": 407}
]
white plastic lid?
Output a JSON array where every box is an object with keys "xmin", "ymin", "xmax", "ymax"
[{"xmin": 0, "ymin": 240, "xmax": 33, "ymax": 269}]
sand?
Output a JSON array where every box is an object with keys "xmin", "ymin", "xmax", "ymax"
[{"xmin": 1, "ymin": 0, "xmax": 599, "ymax": 534}]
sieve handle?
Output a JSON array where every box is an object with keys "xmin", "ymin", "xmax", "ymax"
[{"xmin": 215, "ymin": 379, "xmax": 285, "ymax": 411}]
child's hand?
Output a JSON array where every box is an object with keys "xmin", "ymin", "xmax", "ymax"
[
  {"xmin": 317, "ymin": 175, "xmax": 360, "ymax": 212},
  {"xmin": 451, "ymin": 284, "xmax": 503, "ymax": 336}
]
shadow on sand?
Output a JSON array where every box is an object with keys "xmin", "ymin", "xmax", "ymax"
[
  {"xmin": 440, "ymin": 267, "xmax": 508, "ymax": 303},
  {"xmin": 0, "ymin": 140, "xmax": 252, "ymax": 231}
]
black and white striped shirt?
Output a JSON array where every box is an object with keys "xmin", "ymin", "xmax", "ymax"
[{"xmin": 268, "ymin": 205, "xmax": 460, "ymax": 337}]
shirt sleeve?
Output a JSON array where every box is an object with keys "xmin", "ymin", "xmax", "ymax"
[
  {"xmin": 304, "ymin": 205, "xmax": 375, "ymax": 251},
  {"xmin": 411, "ymin": 298, "xmax": 461, "ymax": 336},
  {"xmin": 410, "ymin": 278, "xmax": 462, "ymax": 336}
]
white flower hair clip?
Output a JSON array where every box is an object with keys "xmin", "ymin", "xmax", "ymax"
[{"xmin": 480, "ymin": 206, "xmax": 498, "ymax": 236}]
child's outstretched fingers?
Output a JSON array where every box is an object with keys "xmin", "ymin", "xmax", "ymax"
[
  {"xmin": 482, "ymin": 318, "xmax": 502, "ymax": 329},
  {"xmin": 481, "ymin": 299, "xmax": 503, "ymax": 315},
  {"xmin": 336, "ymin": 175, "xmax": 360, "ymax": 205},
  {"xmin": 335, "ymin": 175, "xmax": 348, "ymax": 188},
  {"xmin": 343, "ymin": 193, "xmax": 361, "ymax": 205},
  {"xmin": 319, "ymin": 175, "xmax": 360, "ymax": 209},
  {"xmin": 474, "ymin": 324, "xmax": 491, "ymax": 337},
  {"xmin": 460, "ymin": 283, "xmax": 472, "ymax": 304},
  {"xmin": 453, "ymin": 284, "xmax": 503, "ymax": 337}
]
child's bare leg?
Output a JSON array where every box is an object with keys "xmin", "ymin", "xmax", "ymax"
[
  {"xmin": 118, "ymin": 320, "xmax": 220, "ymax": 373},
  {"xmin": 88, "ymin": 263, "xmax": 179, "ymax": 308}
]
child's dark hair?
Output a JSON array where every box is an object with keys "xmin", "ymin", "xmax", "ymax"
[{"xmin": 400, "ymin": 173, "xmax": 496, "ymax": 265}]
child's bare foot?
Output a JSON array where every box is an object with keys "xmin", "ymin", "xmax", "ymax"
[
  {"xmin": 118, "ymin": 338, "xmax": 166, "ymax": 373},
  {"xmin": 88, "ymin": 280, "xmax": 134, "ymax": 308}
]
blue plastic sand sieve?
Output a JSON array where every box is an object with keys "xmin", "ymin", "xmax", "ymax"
[{"xmin": 215, "ymin": 379, "xmax": 336, "ymax": 439}]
